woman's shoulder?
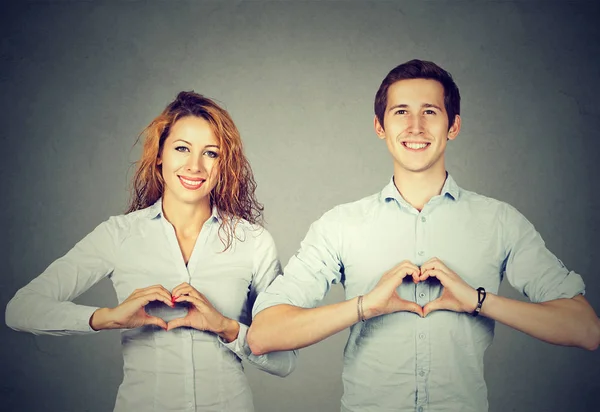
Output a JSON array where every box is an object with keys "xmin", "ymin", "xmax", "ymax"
[{"xmin": 99, "ymin": 203, "xmax": 161, "ymax": 234}]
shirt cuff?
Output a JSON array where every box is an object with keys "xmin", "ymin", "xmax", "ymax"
[
  {"xmin": 66, "ymin": 304, "xmax": 102, "ymax": 334},
  {"xmin": 218, "ymin": 322, "xmax": 251, "ymax": 358}
]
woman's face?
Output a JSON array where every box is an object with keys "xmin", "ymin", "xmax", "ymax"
[{"xmin": 158, "ymin": 116, "xmax": 220, "ymax": 208}]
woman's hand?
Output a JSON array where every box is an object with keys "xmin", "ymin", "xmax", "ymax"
[
  {"xmin": 167, "ymin": 282, "xmax": 240, "ymax": 342},
  {"xmin": 89, "ymin": 285, "xmax": 174, "ymax": 331}
]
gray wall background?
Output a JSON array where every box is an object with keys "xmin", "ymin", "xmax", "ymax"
[{"xmin": 1, "ymin": 0, "xmax": 599, "ymax": 411}]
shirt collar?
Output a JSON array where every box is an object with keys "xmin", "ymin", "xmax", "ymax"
[
  {"xmin": 145, "ymin": 197, "xmax": 221, "ymax": 224},
  {"xmin": 381, "ymin": 172, "xmax": 461, "ymax": 206}
]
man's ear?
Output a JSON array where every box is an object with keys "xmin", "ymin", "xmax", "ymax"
[
  {"xmin": 374, "ymin": 115, "xmax": 386, "ymax": 140},
  {"xmin": 447, "ymin": 115, "xmax": 461, "ymax": 141}
]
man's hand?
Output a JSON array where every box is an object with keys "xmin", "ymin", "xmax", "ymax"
[
  {"xmin": 363, "ymin": 260, "xmax": 424, "ymax": 319},
  {"xmin": 420, "ymin": 258, "xmax": 478, "ymax": 316},
  {"xmin": 167, "ymin": 283, "xmax": 240, "ymax": 342}
]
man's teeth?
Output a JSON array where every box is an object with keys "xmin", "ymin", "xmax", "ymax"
[{"xmin": 405, "ymin": 142, "xmax": 428, "ymax": 149}]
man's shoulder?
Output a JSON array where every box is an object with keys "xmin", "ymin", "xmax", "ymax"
[
  {"xmin": 458, "ymin": 187, "xmax": 510, "ymax": 210},
  {"xmin": 316, "ymin": 191, "xmax": 382, "ymax": 225}
]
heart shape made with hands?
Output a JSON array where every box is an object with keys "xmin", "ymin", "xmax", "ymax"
[
  {"xmin": 143, "ymin": 283, "xmax": 229, "ymax": 333},
  {"xmin": 143, "ymin": 296, "xmax": 190, "ymax": 324},
  {"xmin": 377, "ymin": 258, "xmax": 478, "ymax": 318}
]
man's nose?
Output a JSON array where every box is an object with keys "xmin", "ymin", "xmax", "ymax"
[{"xmin": 407, "ymin": 114, "xmax": 424, "ymax": 135}]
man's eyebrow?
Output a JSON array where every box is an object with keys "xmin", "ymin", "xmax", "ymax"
[
  {"xmin": 388, "ymin": 104, "xmax": 409, "ymax": 112},
  {"xmin": 423, "ymin": 103, "xmax": 443, "ymax": 111},
  {"xmin": 387, "ymin": 103, "xmax": 443, "ymax": 112}
]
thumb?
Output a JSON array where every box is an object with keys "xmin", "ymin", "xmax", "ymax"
[
  {"xmin": 166, "ymin": 317, "xmax": 189, "ymax": 331},
  {"xmin": 423, "ymin": 298, "xmax": 445, "ymax": 317},
  {"xmin": 145, "ymin": 315, "xmax": 167, "ymax": 330},
  {"xmin": 391, "ymin": 297, "xmax": 424, "ymax": 317},
  {"xmin": 404, "ymin": 301, "xmax": 424, "ymax": 317}
]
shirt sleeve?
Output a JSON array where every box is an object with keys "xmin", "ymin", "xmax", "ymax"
[
  {"xmin": 218, "ymin": 226, "xmax": 297, "ymax": 377},
  {"xmin": 5, "ymin": 217, "xmax": 121, "ymax": 335},
  {"xmin": 501, "ymin": 203, "xmax": 585, "ymax": 303},
  {"xmin": 252, "ymin": 207, "xmax": 344, "ymax": 315}
]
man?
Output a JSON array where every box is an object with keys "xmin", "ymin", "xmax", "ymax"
[{"xmin": 247, "ymin": 60, "xmax": 600, "ymax": 412}]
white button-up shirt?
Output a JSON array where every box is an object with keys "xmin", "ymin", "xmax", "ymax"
[
  {"xmin": 6, "ymin": 199, "xmax": 296, "ymax": 411},
  {"xmin": 254, "ymin": 175, "xmax": 585, "ymax": 412}
]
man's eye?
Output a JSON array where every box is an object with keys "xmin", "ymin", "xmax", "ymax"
[
  {"xmin": 424, "ymin": 110, "xmax": 436, "ymax": 115},
  {"xmin": 175, "ymin": 146, "xmax": 190, "ymax": 152},
  {"xmin": 395, "ymin": 109, "xmax": 407, "ymax": 115}
]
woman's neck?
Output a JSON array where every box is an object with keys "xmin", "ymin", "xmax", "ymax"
[{"xmin": 161, "ymin": 192, "xmax": 212, "ymax": 237}]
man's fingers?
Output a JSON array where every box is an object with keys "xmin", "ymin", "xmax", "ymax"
[
  {"xmin": 390, "ymin": 296, "xmax": 424, "ymax": 317},
  {"xmin": 420, "ymin": 268, "xmax": 449, "ymax": 285},
  {"xmin": 389, "ymin": 264, "xmax": 421, "ymax": 283},
  {"xmin": 421, "ymin": 258, "xmax": 453, "ymax": 276},
  {"xmin": 423, "ymin": 298, "xmax": 446, "ymax": 317},
  {"xmin": 410, "ymin": 270, "xmax": 421, "ymax": 284},
  {"xmin": 403, "ymin": 301, "xmax": 424, "ymax": 317}
]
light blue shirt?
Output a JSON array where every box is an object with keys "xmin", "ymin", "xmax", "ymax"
[
  {"xmin": 253, "ymin": 174, "xmax": 585, "ymax": 412},
  {"xmin": 6, "ymin": 199, "xmax": 296, "ymax": 412}
]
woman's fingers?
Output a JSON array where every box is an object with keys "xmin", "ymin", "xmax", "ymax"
[
  {"xmin": 144, "ymin": 314, "xmax": 168, "ymax": 330},
  {"xmin": 128, "ymin": 285, "xmax": 173, "ymax": 305},
  {"xmin": 172, "ymin": 283, "xmax": 203, "ymax": 301}
]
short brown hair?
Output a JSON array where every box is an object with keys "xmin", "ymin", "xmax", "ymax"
[{"xmin": 374, "ymin": 59, "xmax": 461, "ymax": 130}]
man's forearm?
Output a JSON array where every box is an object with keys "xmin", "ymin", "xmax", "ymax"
[
  {"xmin": 481, "ymin": 294, "xmax": 600, "ymax": 350},
  {"xmin": 247, "ymin": 298, "xmax": 360, "ymax": 355}
]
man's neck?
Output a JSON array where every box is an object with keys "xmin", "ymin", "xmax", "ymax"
[{"xmin": 393, "ymin": 168, "xmax": 447, "ymax": 212}]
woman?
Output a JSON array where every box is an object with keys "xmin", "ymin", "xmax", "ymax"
[{"xmin": 5, "ymin": 91, "xmax": 296, "ymax": 411}]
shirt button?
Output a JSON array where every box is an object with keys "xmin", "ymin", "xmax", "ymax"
[
  {"xmin": 418, "ymin": 251, "xmax": 424, "ymax": 256},
  {"xmin": 419, "ymin": 370, "xmax": 425, "ymax": 377},
  {"xmin": 421, "ymin": 216, "xmax": 426, "ymax": 222},
  {"xmin": 419, "ymin": 333, "xmax": 426, "ymax": 339},
  {"xmin": 419, "ymin": 292, "xmax": 425, "ymax": 298}
]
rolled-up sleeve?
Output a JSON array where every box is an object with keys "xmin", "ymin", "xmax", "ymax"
[
  {"xmin": 5, "ymin": 217, "xmax": 120, "ymax": 335},
  {"xmin": 253, "ymin": 207, "xmax": 344, "ymax": 316},
  {"xmin": 502, "ymin": 203, "xmax": 585, "ymax": 302},
  {"xmin": 219, "ymin": 227, "xmax": 297, "ymax": 377}
]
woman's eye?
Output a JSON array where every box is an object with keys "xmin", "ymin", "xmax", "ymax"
[
  {"xmin": 395, "ymin": 109, "xmax": 407, "ymax": 115},
  {"xmin": 175, "ymin": 146, "xmax": 190, "ymax": 152},
  {"xmin": 424, "ymin": 110, "xmax": 436, "ymax": 115},
  {"xmin": 204, "ymin": 151, "xmax": 218, "ymax": 159}
]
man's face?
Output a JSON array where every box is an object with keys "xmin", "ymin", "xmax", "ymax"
[{"xmin": 374, "ymin": 78, "xmax": 460, "ymax": 175}]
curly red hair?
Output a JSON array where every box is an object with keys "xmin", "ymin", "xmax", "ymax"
[{"xmin": 127, "ymin": 91, "xmax": 263, "ymax": 250}]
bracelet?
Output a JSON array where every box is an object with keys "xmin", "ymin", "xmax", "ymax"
[
  {"xmin": 357, "ymin": 295, "xmax": 365, "ymax": 322},
  {"xmin": 472, "ymin": 287, "xmax": 487, "ymax": 317}
]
